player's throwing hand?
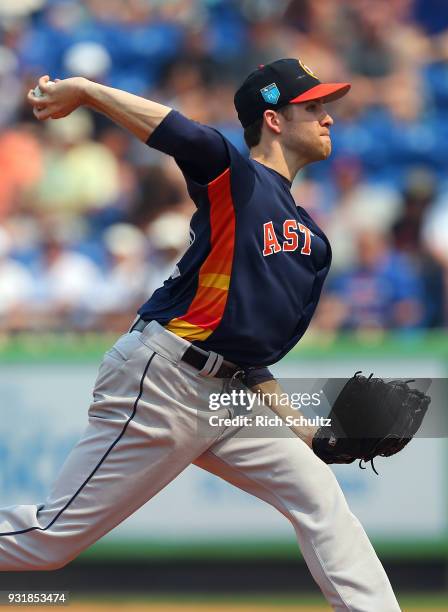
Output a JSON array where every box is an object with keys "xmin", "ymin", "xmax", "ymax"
[{"xmin": 27, "ymin": 75, "xmax": 87, "ymax": 121}]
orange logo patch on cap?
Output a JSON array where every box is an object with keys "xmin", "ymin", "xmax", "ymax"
[{"xmin": 298, "ymin": 59, "xmax": 318, "ymax": 80}]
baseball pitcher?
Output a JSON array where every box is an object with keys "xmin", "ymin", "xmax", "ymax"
[{"xmin": 0, "ymin": 58, "xmax": 429, "ymax": 611}]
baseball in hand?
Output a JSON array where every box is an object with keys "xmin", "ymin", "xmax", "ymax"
[{"xmin": 33, "ymin": 81, "xmax": 55, "ymax": 97}]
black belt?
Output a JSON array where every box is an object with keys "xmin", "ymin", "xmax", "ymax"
[{"xmin": 131, "ymin": 318, "xmax": 242, "ymax": 379}]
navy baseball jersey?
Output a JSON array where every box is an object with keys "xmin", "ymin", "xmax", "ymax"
[{"xmin": 139, "ymin": 110, "xmax": 332, "ymax": 367}]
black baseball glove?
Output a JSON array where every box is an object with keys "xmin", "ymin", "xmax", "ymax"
[{"xmin": 312, "ymin": 372, "xmax": 430, "ymax": 474}]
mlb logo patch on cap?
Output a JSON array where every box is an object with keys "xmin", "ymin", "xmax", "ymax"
[{"xmin": 260, "ymin": 83, "xmax": 280, "ymax": 104}]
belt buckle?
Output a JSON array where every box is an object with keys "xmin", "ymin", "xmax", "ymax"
[{"xmin": 223, "ymin": 367, "xmax": 245, "ymax": 392}]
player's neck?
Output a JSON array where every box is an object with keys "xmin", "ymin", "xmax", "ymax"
[{"xmin": 250, "ymin": 142, "xmax": 305, "ymax": 184}]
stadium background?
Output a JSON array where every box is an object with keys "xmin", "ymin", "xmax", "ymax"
[{"xmin": 0, "ymin": 0, "xmax": 447, "ymax": 609}]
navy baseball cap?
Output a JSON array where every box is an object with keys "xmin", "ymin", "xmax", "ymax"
[{"xmin": 234, "ymin": 58, "xmax": 351, "ymax": 128}]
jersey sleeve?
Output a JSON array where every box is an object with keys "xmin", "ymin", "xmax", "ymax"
[{"xmin": 146, "ymin": 110, "xmax": 230, "ymax": 185}]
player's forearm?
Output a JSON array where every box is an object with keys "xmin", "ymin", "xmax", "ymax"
[
  {"xmin": 82, "ymin": 79, "xmax": 172, "ymax": 142},
  {"xmin": 249, "ymin": 379, "xmax": 318, "ymax": 448}
]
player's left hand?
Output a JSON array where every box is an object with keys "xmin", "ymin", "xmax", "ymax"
[
  {"xmin": 27, "ymin": 75, "xmax": 88, "ymax": 120},
  {"xmin": 312, "ymin": 372, "xmax": 430, "ymax": 473}
]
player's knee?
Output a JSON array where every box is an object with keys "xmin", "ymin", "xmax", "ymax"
[
  {"xmin": 299, "ymin": 460, "xmax": 348, "ymax": 519},
  {"xmin": 43, "ymin": 557, "xmax": 70, "ymax": 571},
  {"xmin": 33, "ymin": 548, "xmax": 76, "ymax": 571},
  {"xmin": 317, "ymin": 466, "xmax": 346, "ymax": 511}
]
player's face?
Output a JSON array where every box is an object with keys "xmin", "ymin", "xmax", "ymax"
[{"xmin": 280, "ymin": 99, "xmax": 334, "ymax": 163}]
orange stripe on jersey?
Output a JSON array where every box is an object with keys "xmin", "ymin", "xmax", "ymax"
[
  {"xmin": 166, "ymin": 168, "xmax": 235, "ymax": 340},
  {"xmin": 199, "ymin": 273, "xmax": 230, "ymax": 290},
  {"xmin": 165, "ymin": 319, "xmax": 213, "ymax": 341}
]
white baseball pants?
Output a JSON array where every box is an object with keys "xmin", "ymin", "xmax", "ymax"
[{"xmin": 0, "ymin": 322, "xmax": 400, "ymax": 611}]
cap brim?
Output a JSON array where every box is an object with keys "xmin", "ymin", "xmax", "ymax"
[{"xmin": 290, "ymin": 83, "xmax": 351, "ymax": 104}]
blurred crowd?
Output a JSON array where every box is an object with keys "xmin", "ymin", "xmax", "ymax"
[{"xmin": 1, "ymin": 0, "xmax": 448, "ymax": 336}]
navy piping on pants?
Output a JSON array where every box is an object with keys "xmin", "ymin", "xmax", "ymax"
[{"xmin": 0, "ymin": 352, "xmax": 156, "ymax": 537}]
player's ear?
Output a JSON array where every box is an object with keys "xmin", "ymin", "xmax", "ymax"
[{"xmin": 264, "ymin": 110, "xmax": 282, "ymax": 135}]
